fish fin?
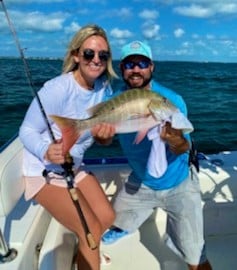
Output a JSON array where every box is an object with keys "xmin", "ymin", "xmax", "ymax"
[
  {"xmin": 128, "ymin": 113, "xmax": 150, "ymax": 120},
  {"xmin": 133, "ymin": 129, "xmax": 149, "ymax": 144},
  {"xmin": 50, "ymin": 115, "xmax": 80, "ymax": 154}
]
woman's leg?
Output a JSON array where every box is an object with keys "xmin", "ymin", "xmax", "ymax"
[
  {"xmin": 34, "ymin": 172, "xmax": 114, "ymax": 270},
  {"xmin": 76, "ymin": 172, "xmax": 115, "ymax": 234},
  {"xmin": 75, "ymin": 172, "xmax": 115, "ymax": 268}
]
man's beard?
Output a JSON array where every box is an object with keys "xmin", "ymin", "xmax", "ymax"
[{"xmin": 123, "ymin": 73, "xmax": 152, "ymax": 89}]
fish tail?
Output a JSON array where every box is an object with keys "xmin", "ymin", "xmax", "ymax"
[{"xmin": 50, "ymin": 115, "xmax": 81, "ymax": 154}]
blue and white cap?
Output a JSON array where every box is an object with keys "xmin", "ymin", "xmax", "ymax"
[{"xmin": 121, "ymin": 41, "xmax": 152, "ymax": 60}]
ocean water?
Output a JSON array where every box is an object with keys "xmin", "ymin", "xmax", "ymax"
[{"xmin": 0, "ymin": 58, "xmax": 236, "ymax": 157}]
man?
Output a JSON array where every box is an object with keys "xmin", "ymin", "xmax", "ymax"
[{"xmin": 102, "ymin": 41, "xmax": 212, "ymax": 270}]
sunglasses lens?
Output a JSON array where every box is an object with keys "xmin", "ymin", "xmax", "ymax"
[
  {"xmin": 123, "ymin": 62, "xmax": 135, "ymax": 69},
  {"xmin": 82, "ymin": 49, "xmax": 110, "ymax": 61},
  {"xmin": 83, "ymin": 49, "xmax": 95, "ymax": 60},
  {"xmin": 123, "ymin": 60, "xmax": 150, "ymax": 70},
  {"xmin": 99, "ymin": 51, "xmax": 110, "ymax": 61},
  {"xmin": 139, "ymin": 61, "xmax": 150, "ymax": 68}
]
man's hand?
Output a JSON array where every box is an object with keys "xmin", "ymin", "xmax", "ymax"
[
  {"xmin": 91, "ymin": 123, "xmax": 116, "ymax": 145},
  {"xmin": 160, "ymin": 122, "xmax": 189, "ymax": 154}
]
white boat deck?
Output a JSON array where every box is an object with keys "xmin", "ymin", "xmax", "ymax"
[
  {"xmin": 100, "ymin": 209, "xmax": 237, "ymax": 270},
  {"xmin": 1, "ymin": 138, "xmax": 237, "ymax": 269},
  {"xmin": 95, "ymin": 151, "xmax": 237, "ymax": 270}
]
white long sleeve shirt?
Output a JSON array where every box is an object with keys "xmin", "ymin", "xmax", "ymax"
[{"xmin": 19, "ymin": 72, "xmax": 112, "ymax": 176}]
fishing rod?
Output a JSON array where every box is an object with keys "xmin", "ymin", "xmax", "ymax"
[{"xmin": 0, "ymin": 0, "xmax": 96, "ymax": 250}]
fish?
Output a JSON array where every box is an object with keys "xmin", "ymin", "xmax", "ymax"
[{"xmin": 50, "ymin": 88, "xmax": 193, "ymax": 153}]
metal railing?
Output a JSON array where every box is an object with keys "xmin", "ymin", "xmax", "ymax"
[{"xmin": 0, "ymin": 229, "xmax": 17, "ymax": 263}]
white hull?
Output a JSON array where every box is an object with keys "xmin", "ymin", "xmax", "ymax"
[{"xmin": 0, "ymin": 137, "xmax": 237, "ymax": 269}]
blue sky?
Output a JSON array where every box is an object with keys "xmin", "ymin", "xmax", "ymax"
[{"xmin": 1, "ymin": 0, "xmax": 237, "ymax": 62}]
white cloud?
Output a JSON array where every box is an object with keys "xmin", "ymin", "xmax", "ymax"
[
  {"xmin": 142, "ymin": 21, "xmax": 160, "ymax": 39},
  {"xmin": 7, "ymin": 11, "xmax": 67, "ymax": 32},
  {"xmin": 174, "ymin": 28, "xmax": 185, "ymax": 38},
  {"xmin": 212, "ymin": 2, "xmax": 237, "ymax": 14},
  {"xmin": 173, "ymin": 1, "xmax": 237, "ymax": 18},
  {"xmin": 77, "ymin": 9, "xmax": 91, "ymax": 15},
  {"xmin": 110, "ymin": 28, "xmax": 133, "ymax": 39},
  {"xmin": 64, "ymin": 22, "xmax": 81, "ymax": 35},
  {"xmin": 174, "ymin": 4, "xmax": 213, "ymax": 18},
  {"xmin": 139, "ymin": 9, "xmax": 159, "ymax": 20},
  {"xmin": 212, "ymin": 49, "xmax": 218, "ymax": 55},
  {"xmin": 221, "ymin": 40, "xmax": 233, "ymax": 46},
  {"xmin": 175, "ymin": 48, "xmax": 191, "ymax": 56},
  {"xmin": 119, "ymin": 8, "xmax": 132, "ymax": 17},
  {"xmin": 98, "ymin": 7, "xmax": 132, "ymax": 19},
  {"xmin": 195, "ymin": 40, "xmax": 206, "ymax": 47},
  {"xmin": 206, "ymin": 34, "xmax": 215, "ymax": 40},
  {"xmin": 182, "ymin": 41, "xmax": 190, "ymax": 48},
  {"xmin": 192, "ymin": 34, "xmax": 200, "ymax": 39}
]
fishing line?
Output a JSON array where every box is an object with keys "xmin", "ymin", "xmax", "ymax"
[{"xmin": 1, "ymin": 0, "xmax": 96, "ymax": 250}]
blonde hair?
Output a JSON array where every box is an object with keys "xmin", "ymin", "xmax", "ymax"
[{"xmin": 62, "ymin": 24, "xmax": 117, "ymax": 80}]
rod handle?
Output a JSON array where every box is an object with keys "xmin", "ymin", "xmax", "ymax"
[
  {"xmin": 69, "ymin": 187, "xmax": 78, "ymax": 201},
  {"xmin": 69, "ymin": 188, "xmax": 97, "ymax": 250},
  {"xmin": 86, "ymin": 233, "xmax": 97, "ymax": 250}
]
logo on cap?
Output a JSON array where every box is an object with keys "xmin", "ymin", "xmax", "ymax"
[{"xmin": 130, "ymin": 41, "xmax": 142, "ymax": 49}]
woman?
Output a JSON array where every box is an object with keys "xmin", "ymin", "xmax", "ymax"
[{"xmin": 19, "ymin": 24, "xmax": 117, "ymax": 270}]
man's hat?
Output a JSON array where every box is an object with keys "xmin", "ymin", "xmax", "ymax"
[{"xmin": 121, "ymin": 41, "xmax": 152, "ymax": 60}]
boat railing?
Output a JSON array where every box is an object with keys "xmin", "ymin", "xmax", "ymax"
[{"xmin": 0, "ymin": 229, "xmax": 17, "ymax": 263}]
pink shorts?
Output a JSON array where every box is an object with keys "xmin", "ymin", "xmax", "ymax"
[{"xmin": 24, "ymin": 171, "xmax": 88, "ymax": 201}]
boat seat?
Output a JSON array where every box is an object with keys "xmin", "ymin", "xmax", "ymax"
[
  {"xmin": 0, "ymin": 138, "xmax": 52, "ymax": 270},
  {"xmin": 38, "ymin": 218, "xmax": 77, "ymax": 270},
  {"xmin": 0, "ymin": 138, "xmax": 25, "ymax": 217}
]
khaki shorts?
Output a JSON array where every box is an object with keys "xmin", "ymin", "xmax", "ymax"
[{"xmin": 113, "ymin": 167, "xmax": 207, "ymax": 265}]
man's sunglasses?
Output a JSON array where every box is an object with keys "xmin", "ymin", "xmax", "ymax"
[
  {"xmin": 123, "ymin": 60, "xmax": 151, "ymax": 70},
  {"xmin": 82, "ymin": 49, "xmax": 110, "ymax": 62}
]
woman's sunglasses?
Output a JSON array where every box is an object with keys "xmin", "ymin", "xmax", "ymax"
[
  {"xmin": 123, "ymin": 60, "xmax": 151, "ymax": 70},
  {"xmin": 82, "ymin": 49, "xmax": 110, "ymax": 62}
]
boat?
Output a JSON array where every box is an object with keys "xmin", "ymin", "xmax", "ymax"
[{"xmin": 1, "ymin": 135, "xmax": 237, "ymax": 270}]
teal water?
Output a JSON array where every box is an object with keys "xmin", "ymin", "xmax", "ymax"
[{"xmin": 0, "ymin": 58, "xmax": 236, "ymax": 156}]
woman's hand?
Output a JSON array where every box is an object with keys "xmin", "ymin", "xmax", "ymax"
[
  {"xmin": 44, "ymin": 139, "xmax": 65, "ymax": 164},
  {"xmin": 91, "ymin": 123, "xmax": 116, "ymax": 145},
  {"xmin": 160, "ymin": 122, "xmax": 190, "ymax": 154}
]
